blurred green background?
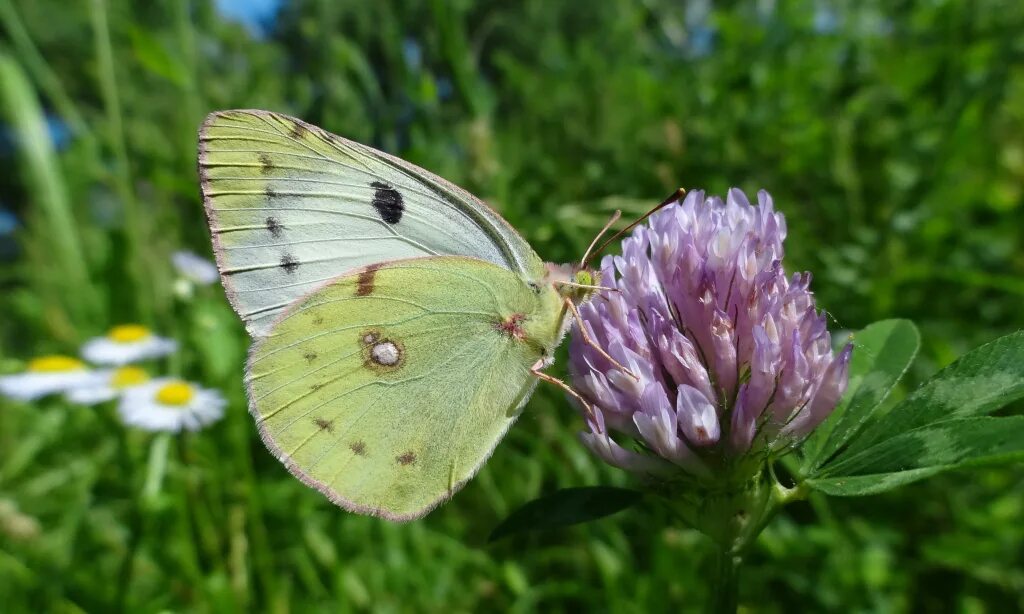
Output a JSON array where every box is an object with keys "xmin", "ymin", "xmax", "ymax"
[{"xmin": 1, "ymin": 0, "xmax": 1023, "ymax": 611}]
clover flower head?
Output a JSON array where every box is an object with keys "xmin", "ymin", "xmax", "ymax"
[
  {"xmin": 570, "ymin": 189, "xmax": 851, "ymax": 478},
  {"xmin": 118, "ymin": 378, "xmax": 226, "ymax": 432},
  {"xmin": 80, "ymin": 324, "xmax": 177, "ymax": 366}
]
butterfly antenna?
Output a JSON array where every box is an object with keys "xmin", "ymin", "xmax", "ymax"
[
  {"xmin": 582, "ymin": 187, "xmax": 686, "ymax": 268},
  {"xmin": 580, "ymin": 209, "xmax": 622, "ymax": 267},
  {"xmin": 553, "ymin": 280, "xmax": 620, "ymax": 293}
]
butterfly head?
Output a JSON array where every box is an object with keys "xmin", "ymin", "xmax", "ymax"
[{"xmin": 546, "ymin": 263, "xmax": 604, "ymax": 305}]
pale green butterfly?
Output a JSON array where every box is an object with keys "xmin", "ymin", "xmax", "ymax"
[{"xmin": 199, "ymin": 110, "xmax": 633, "ymax": 521}]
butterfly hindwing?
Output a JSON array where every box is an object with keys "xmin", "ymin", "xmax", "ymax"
[
  {"xmin": 247, "ymin": 256, "xmax": 560, "ymax": 520},
  {"xmin": 199, "ymin": 110, "xmax": 543, "ymax": 336}
]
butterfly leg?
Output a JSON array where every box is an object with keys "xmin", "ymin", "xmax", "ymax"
[
  {"xmin": 530, "ymin": 362, "xmax": 596, "ymax": 423},
  {"xmin": 564, "ymin": 298, "xmax": 639, "ymax": 381}
]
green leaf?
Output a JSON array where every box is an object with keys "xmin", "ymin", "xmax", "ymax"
[
  {"xmin": 839, "ymin": 330, "xmax": 1024, "ymax": 459},
  {"xmin": 805, "ymin": 468, "xmax": 946, "ymax": 496},
  {"xmin": 489, "ymin": 487, "xmax": 641, "ymax": 542},
  {"xmin": 190, "ymin": 301, "xmax": 244, "ymax": 382},
  {"xmin": 807, "ymin": 416, "xmax": 1024, "ymax": 496},
  {"xmin": 129, "ymin": 27, "xmax": 188, "ymax": 88},
  {"xmin": 801, "ymin": 319, "xmax": 919, "ymax": 475}
]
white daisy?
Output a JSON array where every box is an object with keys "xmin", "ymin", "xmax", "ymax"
[
  {"xmin": 118, "ymin": 378, "xmax": 226, "ymax": 432},
  {"xmin": 172, "ymin": 250, "xmax": 219, "ymax": 285},
  {"xmin": 65, "ymin": 366, "xmax": 151, "ymax": 405},
  {"xmin": 0, "ymin": 355, "xmax": 106, "ymax": 401},
  {"xmin": 81, "ymin": 324, "xmax": 177, "ymax": 366}
]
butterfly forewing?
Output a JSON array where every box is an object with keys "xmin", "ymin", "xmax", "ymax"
[
  {"xmin": 199, "ymin": 110, "xmax": 542, "ymax": 335},
  {"xmin": 247, "ymin": 256, "xmax": 553, "ymax": 520}
]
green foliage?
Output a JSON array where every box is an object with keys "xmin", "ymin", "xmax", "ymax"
[
  {"xmin": 845, "ymin": 330, "xmax": 1024, "ymax": 455},
  {"xmin": 809, "ymin": 417, "xmax": 1024, "ymax": 496},
  {"xmin": 1, "ymin": 0, "xmax": 1022, "ymax": 611},
  {"xmin": 490, "ymin": 487, "xmax": 642, "ymax": 541},
  {"xmin": 802, "ymin": 319, "xmax": 921, "ymax": 473},
  {"xmin": 807, "ymin": 330, "xmax": 1024, "ymax": 496}
]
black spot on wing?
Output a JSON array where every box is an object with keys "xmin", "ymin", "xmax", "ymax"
[
  {"xmin": 266, "ymin": 216, "xmax": 283, "ymax": 237},
  {"xmin": 280, "ymin": 254, "xmax": 299, "ymax": 273},
  {"xmin": 258, "ymin": 152, "xmax": 274, "ymax": 175},
  {"xmin": 370, "ymin": 181, "xmax": 404, "ymax": 224},
  {"xmin": 290, "ymin": 121, "xmax": 308, "ymax": 139}
]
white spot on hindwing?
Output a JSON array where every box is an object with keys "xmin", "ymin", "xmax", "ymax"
[{"xmin": 371, "ymin": 341, "xmax": 401, "ymax": 366}]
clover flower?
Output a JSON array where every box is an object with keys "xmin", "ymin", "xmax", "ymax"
[
  {"xmin": 65, "ymin": 366, "xmax": 151, "ymax": 405},
  {"xmin": 0, "ymin": 355, "xmax": 105, "ymax": 401},
  {"xmin": 118, "ymin": 378, "xmax": 226, "ymax": 432},
  {"xmin": 81, "ymin": 325, "xmax": 177, "ymax": 366},
  {"xmin": 570, "ymin": 189, "xmax": 851, "ymax": 479}
]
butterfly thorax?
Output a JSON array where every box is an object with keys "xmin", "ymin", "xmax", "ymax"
[{"xmin": 502, "ymin": 262, "xmax": 600, "ymax": 366}]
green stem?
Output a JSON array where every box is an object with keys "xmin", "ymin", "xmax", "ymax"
[
  {"xmin": 96, "ymin": 403, "xmax": 142, "ymax": 611},
  {"xmin": 89, "ymin": 0, "xmax": 150, "ymax": 321},
  {"xmin": 735, "ymin": 480, "xmax": 808, "ymax": 557},
  {"xmin": 666, "ymin": 472, "xmax": 810, "ymax": 612},
  {"xmin": 172, "ymin": 434, "xmax": 205, "ymax": 582},
  {"xmin": 142, "ymin": 434, "xmax": 170, "ymax": 503},
  {"xmin": 171, "ymin": 0, "xmax": 204, "ymax": 163},
  {"xmin": 229, "ymin": 393, "xmax": 276, "ymax": 606},
  {"xmin": 0, "ymin": 54, "xmax": 99, "ymax": 332},
  {"xmin": 708, "ymin": 547, "xmax": 740, "ymax": 614},
  {"xmin": 0, "ymin": 0, "xmax": 94, "ymax": 142}
]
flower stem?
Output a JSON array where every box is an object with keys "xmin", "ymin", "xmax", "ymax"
[
  {"xmin": 709, "ymin": 547, "xmax": 740, "ymax": 614},
  {"xmin": 89, "ymin": 0, "xmax": 151, "ymax": 322},
  {"xmin": 735, "ymin": 480, "xmax": 808, "ymax": 556},
  {"xmin": 97, "ymin": 403, "xmax": 141, "ymax": 611}
]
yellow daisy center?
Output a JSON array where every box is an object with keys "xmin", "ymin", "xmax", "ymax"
[
  {"xmin": 107, "ymin": 324, "xmax": 152, "ymax": 343},
  {"xmin": 27, "ymin": 355, "xmax": 85, "ymax": 372},
  {"xmin": 111, "ymin": 366, "xmax": 149, "ymax": 389},
  {"xmin": 155, "ymin": 381, "xmax": 194, "ymax": 406}
]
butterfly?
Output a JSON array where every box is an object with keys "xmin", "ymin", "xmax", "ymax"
[{"xmin": 198, "ymin": 110, "xmax": 635, "ymax": 521}]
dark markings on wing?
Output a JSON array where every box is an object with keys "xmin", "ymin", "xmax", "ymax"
[
  {"xmin": 280, "ymin": 254, "xmax": 300, "ymax": 273},
  {"xmin": 258, "ymin": 152, "xmax": 274, "ymax": 175},
  {"xmin": 313, "ymin": 417, "xmax": 334, "ymax": 432},
  {"xmin": 356, "ymin": 264, "xmax": 380, "ymax": 296},
  {"xmin": 369, "ymin": 181, "xmax": 404, "ymax": 224},
  {"xmin": 350, "ymin": 441, "xmax": 367, "ymax": 456},
  {"xmin": 396, "ymin": 451, "xmax": 416, "ymax": 465},
  {"xmin": 265, "ymin": 216, "xmax": 283, "ymax": 237}
]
